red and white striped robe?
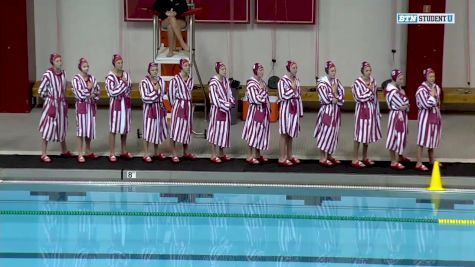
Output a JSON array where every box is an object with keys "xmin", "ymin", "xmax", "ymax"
[
  {"xmin": 278, "ymin": 75, "xmax": 303, "ymax": 138},
  {"xmin": 351, "ymin": 76, "xmax": 382, "ymax": 144},
  {"xmin": 385, "ymin": 83, "xmax": 409, "ymax": 154},
  {"xmin": 169, "ymin": 74, "xmax": 194, "ymax": 144},
  {"xmin": 139, "ymin": 76, "xmax": 169, "ymax": 144},
  {"xmin": 72, "ymin": 74, "xmax": 100, "ymax": 139},
  {"xmin": 105, "ymin": 71, "xmax": 132, "ymax": 134},
  {"xmin": 242, "ymin": 77, "xmax": 271, "ymax": 150},
  {"xmin": 207, "ymin": 75, "xmax": 235, "ymax": 148},
  {"xmin": 38, "ymin": 69, "xmax": 68, "ymax": 142},
  {"xmin": 314, "ymin": 76, "xmax": 345, "ymax": 154},
  {"xmin": 416, "ymin": 82, "xmax": 442, "ymax": 148}
]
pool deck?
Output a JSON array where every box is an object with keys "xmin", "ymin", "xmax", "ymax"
[{"xmin": 1, "ymin": 155, "xmax": 474, "ymax": 189}]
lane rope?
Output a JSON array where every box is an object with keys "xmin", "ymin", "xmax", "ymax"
[{"xmin": 1, "ymin": 210, "xmax": 474, "ymax": 225}]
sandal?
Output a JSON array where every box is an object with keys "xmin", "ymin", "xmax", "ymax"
[
  {"xmin": 60, "ymin": 151, "xmax": 74, "ymax": 158},
  {"xmin": 257, "ymin": 156, "xmax": 269, "ymax": 163},
  {"xmin": 415, "ymin": 164, "xmax": 429, "ymax": 172},
  {"xmin": 319, "ymin": 159, "xmax": 334, "ymax": 167},
  {"xmin": 351, "ymin": 160, "xmax": 366, "ymax": 169},
  {"xmin": 108, "ymin": 155, "xmax": 117, "ymax": 163},
  {"xmin": 362, "ymin": 159, "xmax": 375, "ymax": 166},
  {"xmin": 182, "ymin": 153, "xmax": 197, "ymax": 160},
  {"xmin": 171, "ymin": 156, "xmax": 181, "ymax": 163},
  {"xmin": 328, "ymin": 156, "xmax": 341, "ymax": 165},
  {"xmin": 143, "ymin": 156, "xmax": 153, "ymax": 163},
  {"xmin": 220, "ymin": 155, "xmax": 231, "ymax": 162},
  {"xmin": 120, "ymin": 152, "xmax": 134, "ymax": 160},
  {"xmin": 390, "ymin": 162, "xmax": 405, "ymax": 170},
  {"xmin": 246, "ymin": 158, "xmax": 260, "ymax": 165},
  {"xmin": 85, "ymin": 153, "xmax": 99, "ymax": 159},
  {"xmin": 40, "ymin": 155, "xmax": 52, "ymax": 163},
  {"xmin": 210, "ymin": 157, "xmax": 222, "ymax": 164},
  {"xmin": 77, "ymin": 155, "xmax": 86, "ymax": 163},
  {"xmin": 278, "ymin": 159, "xmax": 293, "ymax": 167},
  {"xmin": 290, "ymin": 157, "xmax": 301, "ymax": 165},
  {"xmin": 153, "ymin": 153, "xmax": 167, "ymax": 160}
]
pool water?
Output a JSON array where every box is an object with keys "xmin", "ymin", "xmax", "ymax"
[{"xmin": 1, "ymin": 182, "xmax": 475, "ymax": 267}]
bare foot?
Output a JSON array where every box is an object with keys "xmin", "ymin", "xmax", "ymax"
[
  {"xmin": 166, "ymin": 50, "xmax": 174, "ymax": 57},
  {"xmin": 182, "ymin": 44, "xmax": 190, "ymax": 52}
]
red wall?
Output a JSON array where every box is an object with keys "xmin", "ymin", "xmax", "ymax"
[
  {"xmin": 406, "ymin": 0, "xmax": 446, "ymax": 119},
  {"xmin": 0, "ymin": 0, "xmax": 32, "ymax": 113}
]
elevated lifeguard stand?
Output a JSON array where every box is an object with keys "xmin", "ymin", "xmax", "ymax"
[{"xmin": 151, "ymin": 2, "xmax": 207, "ymax": 137}]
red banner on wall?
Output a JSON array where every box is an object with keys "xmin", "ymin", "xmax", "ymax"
[
  {"xmin": 194, "ymin": 0, "xmax": 250, "ymax": 23},
  {"xmin": 124, "ymin": 0, "xmax": 250, "ymax": 23},
  {"xmin": 124, "ymin": 0, "xmax": 155, "ymax": 21},
  {"xmin": 256, "ymin": 0, "xmax": 316, "ymax": 24}
]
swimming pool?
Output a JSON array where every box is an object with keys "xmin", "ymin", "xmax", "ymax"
[{"xmin": 1, "ymin": 182, "xmax": 474, "ymax": 267}]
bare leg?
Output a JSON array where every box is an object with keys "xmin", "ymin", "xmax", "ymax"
[
  {"xmin": 279, "ymin": 134, "xmax": 287, "ymax": 162},
  {"xmin": 255, "ymin": 148, "xmax": 261, "ymax": 159},
  {"xmin": 143, "ymin": 140, "xmax": 149, "ymax": 157},
  {"xmin": 77, "ymin": 137, "xmax": 84, "ymax": 157},
  {"xmin": 416, "ymin": 145, "xmax": 424, "ymax": 167},
  {"xmin": 428, "ymin": 148, "xmax": 435, "ymax": 163},
  {"xmin": 286, "ymin": 136, "xmax": 293, "ymax": 160},
  {"xmin": 352, "ymin": 141, "xmax": 360, "ymax": 164},
  {"xmin": 218, "ymin": 147, "xmax": 224, "ymax": 157},
  {"xmin": 183, "ymin": 143, "xmax": 189, "ymax": 155},
  {"xmin": 171, "ymin": 140, "xmax": 177, "ymax": 157},
  {"xmin": 85, "ymin": 138, "xmax": 92, "ymax": 154},
  {"xmin": 60, "ymin": 141, "xmax": 68, "ymax": 153},
  {"xmin": 167, "ymin": 17, "xmax": 188, "ymax": 51},
  {"xmin": 320, "ymin": 150, "xmax": 327, "ymax": 163},
  {"xmin": 247, "ymin": 146, "xmax": 253, "ymax": 160},
  {"xmin": 362, "ymin": 143, "xmax": 369, "ymax": 160},
  {"xmin": 42, "ymin": 139, "xmax": 48, "ymax": 156},
  {"xmin": 390, "ymin": 150, "xmax": 397, "ymax": 166},
  {"xmin": 120, "ymin": 134, "xmax": 127, "ymax": 154},
  {"xmin": 109, "ymin": 133, "xmax": 116, "ymax": 156},
  {"xmin": 166, "ymin": 25, "xmax": 174, "ymax": 57},
  {"xmin": 211, "ymin": 144, "xmax": 217, "ymax": 159},
  {"xmin": 154, "ymin": 144, "xmax": 159, "ymax": 156}
]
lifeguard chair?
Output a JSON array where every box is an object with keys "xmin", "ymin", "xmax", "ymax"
[{"xmin": 150, "ymin": 1, "xmax": 207, "ymax": 137}]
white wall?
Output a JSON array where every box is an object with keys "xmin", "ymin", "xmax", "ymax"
[
  {"xmin": 33, "ymin": 0, "xmax": 473, "ymax": 87},
  {"xmin": 443, "ymin": 0, "xmax": 475, "ymax": 87}
]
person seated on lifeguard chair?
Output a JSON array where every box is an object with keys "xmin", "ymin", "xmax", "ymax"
[{"xmin": 153, "ymin": 0, "xmax": 190, "ymax": 57}]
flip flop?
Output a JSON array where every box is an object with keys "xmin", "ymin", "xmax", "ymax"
[
  {"xmin": 257, "ymin": 156, "xmax": 269, "ymax": 163},
  {"xmin": 328, "ymin": 157, "xmax": 341, "ymax": 165},
  {"xmin": 290, "ymin": 157, "xmax": 301, "ymax": 164},
  {"xmin": 182, "ymin": 153, "xmax": 197, "ymax": 160},
  {"xmin": 351, "ymin": 160, "xmax": 366, "ymax": 169},
  {"xmin": 77, "ymin": 155, "xmax": 86, "ymax": 163},
  {"xmin": 319, "ymin": 159, "xmax": 334, "ymax": 168},
  {"xmin": 153, "ymin": 153, "xmax": 167, "ymax": 160},
  {"xmin": 40, "ymin": 155, "xmax": 52, "ymax": 163},
  {"xmin": 390, "ymin": 162, "xmax": 405, "ymax": 170},
  {"xmin": 278, "ymin": 159, "xmax": 293, "ymax": 167},
  {"xmin": 415, "ymin": 164, "xmax": 429, "ymax": 172},
  {"xmin": 210, "ymin": 157, "xmax": 222, "ymax": 164},
  {"xmin": 362, "ymin": 159, "xmax": 375, "ymax": 166},
  {"xmin": 246, "ymin": 158, "xmax": 260, "ymax": 165},
  {"xmin": 120, "ymin": 152, "xmax": 134, "ymax": 160},
  {"xmin": 143, "ymin": 156, "xmax": 152, "ymax": 163},
  {"xmin": 108, "ymin": 155, "xmax": 117, "ymax": 163},
  {"xmin": 85, "ymin": 153, "xmax": 99, "ymax": 159}
]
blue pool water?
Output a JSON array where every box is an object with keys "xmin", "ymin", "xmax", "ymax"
[{"xmin": 1, "ymin": 182, "xmax": 475, "ymax": 267}]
